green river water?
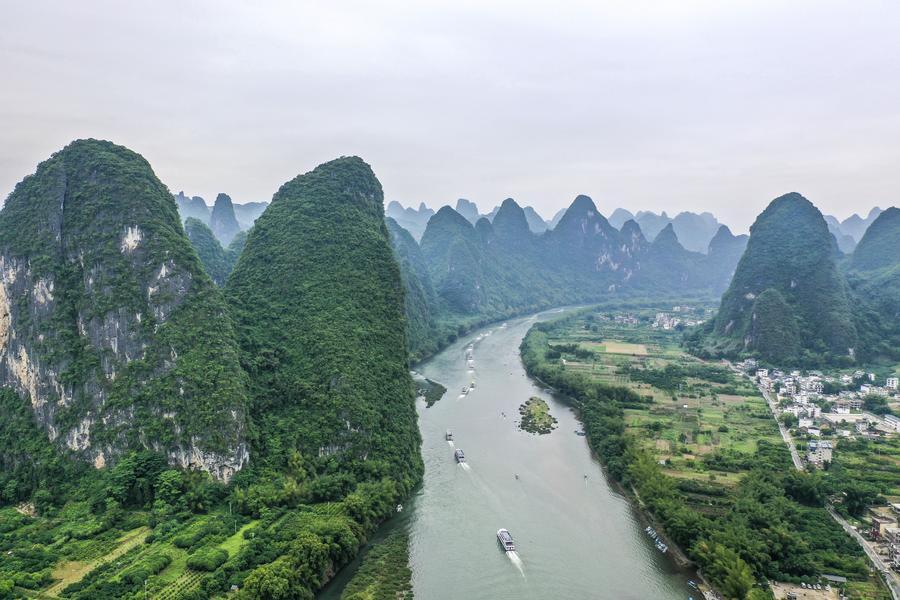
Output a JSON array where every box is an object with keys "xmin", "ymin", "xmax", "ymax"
[{"xmin": 322, "ymin": 309, "xmax": 696, "ymax": 600}]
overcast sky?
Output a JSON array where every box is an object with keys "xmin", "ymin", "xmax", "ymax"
[{"xmin": 1, "ymin": 1, "xmax": 898, "ymax": 232}]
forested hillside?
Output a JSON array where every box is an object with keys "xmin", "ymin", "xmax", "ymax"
[
  {"xmin": 846, "ymin": 207, "xmax": 900, "ymax": 361},
  {"xmin": 184, "ymin": 218, "xmax": 235, "ymax": 286},
  {"xmin": 0, "ymin": 147, "xmax": 424, "ymax": 600},
  {"xmin": 694, "ymin": 193, "xmax": 858, "ymax": 365},
  {"xmin": 0, "ymin": 139, "xmax": 249, "ymax": 485},
  {"xmin": 225, "ymin": 155, "xmax": 422, "ymax": 485},
  {"xmin": 386, "ymin": 217, "xmax": 442, "ymax": 361},
  {"xmin": 390, "ymin": 195, "xmax": 742, "ymax": 358}
]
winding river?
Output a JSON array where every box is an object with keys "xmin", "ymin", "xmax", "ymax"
[{"xmin": 322, "ymin": 309, "xmax": 695, "ymax": 599}]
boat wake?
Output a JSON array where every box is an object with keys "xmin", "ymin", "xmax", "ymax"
[
  {"xmin": 507, "ymin": 551, "xmax": 525, "ymax": 578},
  {"xmin": 457, "ymin": 394, "xmax": 466, "ymax": 399},
  {"xmin": 447, "ymin": 440, "xmax": 454, "ymax": 447},
  {"xmin": 459, "ymin": 463, "xmax": 471, "ymax": 471}
]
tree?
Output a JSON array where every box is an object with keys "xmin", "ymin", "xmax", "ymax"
[
  {"xmin": 155, "ymin": 470, "xmax": 183, "ymax": 506},
  {"xmin": 241, "ymin": 557, "xmax": 310, "ymax": 600}
]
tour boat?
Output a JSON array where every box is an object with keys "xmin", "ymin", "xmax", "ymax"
[
  {"xmin": 497, "ymin": 528, "xmax": 516, "ymax": 551},
  {"xmin": 454, "ymin": 448, "xmax": 466, "ymax": 463}
]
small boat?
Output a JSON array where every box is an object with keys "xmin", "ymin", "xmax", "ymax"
[
  {"xmin": 574, "ymin": 430, "xmax": 586, "ymax": 436},
  {"xmin": 497, "ymin": 528, "xmax": 516, "ymax": 551},
  {"xmin": 687, "ymin": 580, "xmax": 698, "ymax": 590},
  {"xmin": 445, "ymin": 429, "xmax": 453, "ymax": 441},
  {"xmin": 469, "ymin": 381, "xmax": 475, "ymax": 389},
  {"xmin": 461, "ymin": 386, "xmax": 469, "ymax": 394},
  {"xmin": 454, "ymin": 449, "xmax": 466, "ymax": 463},
  {"xmin": 656, "ymin": 540, "xmax": 668, "ymax": 553},
  {"xmin": 396, "ymin": 504, "xmax": 403, "ymax": 513}
]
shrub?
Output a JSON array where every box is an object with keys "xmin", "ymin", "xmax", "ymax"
[{"xmin": 187, "ymin": 547, "xmax": 228, "ymax": 572}]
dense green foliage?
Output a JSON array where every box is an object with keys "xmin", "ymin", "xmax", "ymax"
[
  {"xmin": 522, "ymin": 315, "xmax": 879, "ymax": 598},
  {"xmin": 0, "ymin": 147, "xmax": 421, "ymax": 600},
  {"xmin": 517, "ymin": 397, "xmax": 557, "ymax": 434},
  {"xmin": 696, "ymin": 193, "xmax": 858, "ymax": 366},
  {"xmin": 184, "ymin": 218, "xmax": 248, "ymax": 286},
  {"xmin": 846, "ymin": 207, "xmax": 900, "ymax": 361},
  {"xmin": 386, "ymin": 217, "xmax": 442, "ymax": 361},
  {"xmin": 0, "ymin": 139, "xmax": 248, "ymax": 472},
  {"xmin": 340, "ymin": 530, "xmax": 413, "ymax": 600},
  {"xmin": 0, "ymin": 389, "xmax": 96, "ymax": 506},
  {"xmin": 404, "ymin": 196, "xmax": 741, "ymax": 360},
  {"xmin": 225, "ymin": 155, "xmax": 422, "ymax": 489},
  {"xmin": 185, "ymin": 217, "xmax": 233, "ymax": 285}
]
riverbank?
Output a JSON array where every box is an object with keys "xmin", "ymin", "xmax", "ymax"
[
  {"xmin": 520, "ymin": 308, "xmax": 890, "ymax": 599},
  {"xmin": 406, "ymin": 309, "xmax": 694, "ymax": 599},
  {"xmin": 338, "ymin": 530, "xmax": 412, "ymax": 599}
]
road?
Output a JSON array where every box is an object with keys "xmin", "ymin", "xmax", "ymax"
[
  {"xmin": 741, "ymin": 370, "xmax": 900, "ymax": 599},
  {"xmin": 828, "ymin": 506, "xmax": 900, "ymax": 599},
  {"xmin": 758, "ymin": 386, "xmax": 804, "ymax": 470}
]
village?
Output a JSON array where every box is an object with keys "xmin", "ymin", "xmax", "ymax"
[{"xmin": 736, "ymin": 359, "xmax": 900, "ymax": 584}]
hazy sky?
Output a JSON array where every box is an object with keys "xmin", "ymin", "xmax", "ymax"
[{"xmin": 1, "ymin": 0, "xmax": 898, "ymax": 232}]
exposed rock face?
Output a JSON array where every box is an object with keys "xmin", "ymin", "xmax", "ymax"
[
  {"xmin": 0, "ymin": 139, "xmax": 249, "ymax": 480},
  {"xmin": 210, "ymin": 193, "xmax": 242, "ymax": 246}
]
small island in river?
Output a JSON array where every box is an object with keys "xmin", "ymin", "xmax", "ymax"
[{"xmin": 518, "ymin": 396, "xmax": 558, "ymax": 434}]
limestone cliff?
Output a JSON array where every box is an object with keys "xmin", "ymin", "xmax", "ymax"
[{"xmin": 0, "ymin": 139, "xmax": 249, "ymax": 480}]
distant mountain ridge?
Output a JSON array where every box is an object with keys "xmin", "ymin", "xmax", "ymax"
[
  {"xmin": 390, "ymin": 195, "xmax": 745, "ymax": 354},
  {"xmin": 386, "ymin": 198, "xmax": 551, "ymax": 239},
  {"xmin": 609, "ymin": 208, "xmax": 723, "ymax": 254},
  {"xmin": 174, "ymin": 192, "xmax": 268, "ymax": 245}
]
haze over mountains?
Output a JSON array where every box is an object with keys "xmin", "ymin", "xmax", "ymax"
[
  {"xmin": 173, "ymin": 191, "xmax": 267, "ymax": 245},
  {"xmin": 0, "ymin": 138, "xmax": 897, "ymax": 599}
]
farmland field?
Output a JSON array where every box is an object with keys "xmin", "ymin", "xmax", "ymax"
[{"xmin": 544, "ymin": 306, "xmax": 781, "ymax": 491}]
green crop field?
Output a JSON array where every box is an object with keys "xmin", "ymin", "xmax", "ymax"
[{"xmin": 544, "ymin": 306, "xmax": 781, "ymax": 490}]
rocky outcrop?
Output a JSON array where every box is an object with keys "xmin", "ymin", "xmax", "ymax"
[
  {"xmin": 0, "ymin": 139, "xmax": 249, "ymax": 481},
  {"xmin": 210, "ymin": 193, "xmax": 242, "ymax": 246}
]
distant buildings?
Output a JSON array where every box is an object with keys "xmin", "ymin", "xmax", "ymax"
[
  {"xmin": 885, "ymin": 414, "xmax": 900, "ymax": 433},
  {"xmin": 806, "ymin": 440, "xmax": 832, "ymax": 467}
]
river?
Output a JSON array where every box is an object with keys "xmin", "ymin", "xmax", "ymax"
[{"xmin": 321, "ymin": 309, "xmax": 695, "ymax": 600}]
